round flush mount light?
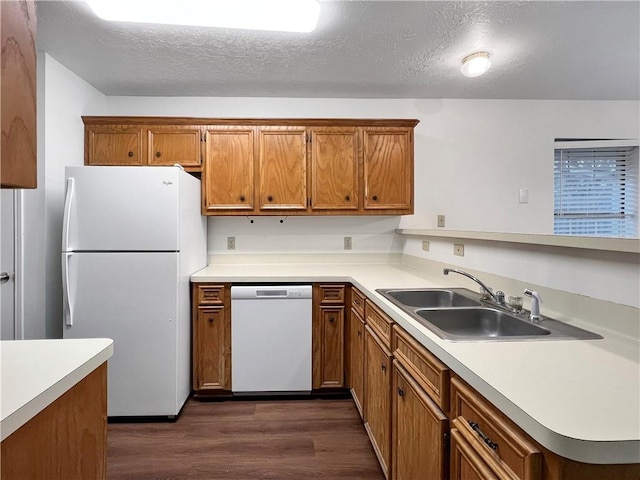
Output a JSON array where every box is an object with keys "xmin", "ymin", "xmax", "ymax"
[{"xmin": 460, "ymin": 51, "xmax": 491, "ymax": 77}]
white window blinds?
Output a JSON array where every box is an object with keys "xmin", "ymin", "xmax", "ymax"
[{"xmin": 554, "ymin": 141, "xmax": 639, "ymax": 237}]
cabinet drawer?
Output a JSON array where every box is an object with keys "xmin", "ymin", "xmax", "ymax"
[
  {"xmin": 451, "ymin": 377, "xmax": 541, "ymax": 480},
  {"xmin": 196, "ymin": 284, "xmax": 225, "ymax": 305},
  {"xmin": 318, "ymin": 284, "xmax": 345, "ymax": 304},
  {"xmin": 365, "ymin": 300, "xmax": 393, "ymax": 349},
  {"xmin": 351, "ymin": 287, "xmax": 365, "ymax": 318},
  {"xmin": 393, "ymin": 325, "xmax": 449, "ymax": 413}
]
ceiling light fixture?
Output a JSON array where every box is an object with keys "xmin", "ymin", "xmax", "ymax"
[
  {"xmin": 84, "ymin": 0, "xmax": 320, "ymax": 33},
  {"xmin": 460, "ymin": 51, "xmax": 491, "ymax": 78}
]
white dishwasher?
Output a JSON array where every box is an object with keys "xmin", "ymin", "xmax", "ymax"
[{"xmin": 231, "ymin": 285, "xmax": 313, "ymax": 394}]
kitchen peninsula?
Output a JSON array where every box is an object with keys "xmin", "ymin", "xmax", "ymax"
[
  {"xmin": 0, "ymin": 338, "xmax": 113, "ymax": 479},
  {"xmin": 191, "ymin": 256, "xmax": 640, "ymax": 479}
]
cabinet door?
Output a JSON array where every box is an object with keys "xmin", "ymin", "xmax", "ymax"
[
  {"xmin": 313, "ymin": 306, "xmax": 345, "ymax": 388},
  {"xmin": 349, "ymin": 309, "xmax": 365, "ymax": 418},
  {"xmin": 1, "ymin": 0, "xmax": 37, "ymax": 188},
  {"xmin": 258, "ymin": 127, "xmax": 307, "ymax": 211},
  {"xmin": 393, "ymin": 360, "xmax": 448, "ymax": 480},
  {"xmin": 451, "ymin": 425, "xmax": 500, "ymax": 480},
  {"xmin": 147, "ymin": 126, "xmax": 201, "ymax": 169},
  {"xmin": 310, "ymin": 128, "xmax": 359, "ymax": 210},
  {"xmin": 193, "ymin": 306, "xmax": 231, "ymax": 392},
  {"xmin": 364, "ymin": 326, "xmax": 392, "ymax": 478},
  {"xmin": 363, "ymin": 127, "xmax": 413, "ymax": 212},
  {"xmin": 203, "ymin": 126, "xmax": 255, "ymax": 212},
  {"xmin": 86, "ymin": 127, "xmax": 144, "ymax": 165}
]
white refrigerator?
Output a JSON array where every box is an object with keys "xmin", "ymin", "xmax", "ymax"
[{"xmin": 62, "ymin": 166, "xmax": 207, "ymax": 417}]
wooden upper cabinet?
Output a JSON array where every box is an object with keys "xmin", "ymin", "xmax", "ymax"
[
  {"xmin": 203, "ymin": 126, "xmax": 255, "ymax": 212},
  {"xmin": 363, "ymin": 127, "xmax": 413, "ymax": 213},
  {"xmin": 1, "ymin": 0, "xmax": 37, "ymax": 189},
  {"xmin": 86, "ymin": 126, "xmax": 144, "ymax": 166},
  {"xmin": 147, "ymin": 126, "xmax": 201, "ymax": 168},
  {"xmin": 81, "ymin": 117, "xmax": 418, "ymax": 216},
  {"xmin": 258, "ymin": 126, "xmax": 307, "ymax": 211},
  {"xmin": 310, "ymin": 128, "xmax": 359, "ymax": 211}
]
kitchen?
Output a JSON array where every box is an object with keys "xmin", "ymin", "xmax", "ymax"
[{"xmin": 1, "ymin": 1, "xmax": 639, "ymax": 479}]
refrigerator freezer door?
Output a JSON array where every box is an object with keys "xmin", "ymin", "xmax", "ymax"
[
  {"xmin": 62, "ymin": 251, "xmax": 183, "ymax": 416},
  {"xmin": 63, "ymin": 166, "xmax": 180, "ymax": 252}
]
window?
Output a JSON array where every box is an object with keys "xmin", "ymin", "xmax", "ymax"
[{"xmin": 554, "ymin": 140, "xmax": 639, "ymax": 237}]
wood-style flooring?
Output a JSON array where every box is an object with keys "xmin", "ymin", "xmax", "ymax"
[{"xmin": 107, "ymin": 397, "xmax": 385, "ymax": 480}]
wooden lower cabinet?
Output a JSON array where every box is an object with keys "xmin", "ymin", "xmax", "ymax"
[
  {"xmin": 392, "ymin": 360, "xmax": 448, "ymax": 480},
  {"xmin": 192, "ymin": 283, "xmax": 231, "ymax": 394},
  {"xmin": 348, "ymin": 305, "xmax": 366, "ymax": 418},
  {"xmin": 450, "ymin": 421, "xmax": 502, "ymax": 480},
  {"xmin": 313, "ymin": 284, "xmax": 346, "ymax": 389},
  {"xmin": 0, "ymin": 363, "xmax": 107, "ymax": 480},
  {"xmin": 364, "ymin": 325, "xmax": 393, "ymax": 478}
]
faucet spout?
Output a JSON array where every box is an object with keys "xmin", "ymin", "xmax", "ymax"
[{"xmin": 443, "ymin": 268, "xmax": 499, "ymax": 303}]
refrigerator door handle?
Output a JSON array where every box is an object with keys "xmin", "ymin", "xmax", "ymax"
[
  {"xmin": 62, "ymin": 177, "xmax": 75, "ymax": 251},
  {"xmin": 62, "ymin": 253, "xmax": 73, "ymax": 326}
]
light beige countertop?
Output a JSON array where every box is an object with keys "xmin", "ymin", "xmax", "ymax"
[
  {"xmin": 192, "ymin": 260, "xmax": 640, "ymax": 464},
  {"xmin": 0, "ymin": 338, "xmax": 114, "ymax": 441}
]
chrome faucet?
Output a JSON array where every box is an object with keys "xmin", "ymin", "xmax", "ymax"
[{"xmin": 442, "ymin": 268, "xmax": 503, "ymax": 304}]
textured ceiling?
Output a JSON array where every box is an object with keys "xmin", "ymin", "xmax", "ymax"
[{"xmin": 36, "ymin": 0, "xmax": 640, "ymax": 100}]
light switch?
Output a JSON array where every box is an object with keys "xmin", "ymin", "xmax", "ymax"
[{"xmin": 519, "ymin": 188, "xmax": 529, "ymax": 204}]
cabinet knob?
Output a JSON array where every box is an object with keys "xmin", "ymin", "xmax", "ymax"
[
  {"xmin": 128, "ymin": 151, "xmax": 134, "ymax": 157},
  {"xmin": 372, "ymin": 195, "xmax": 378, "ymax": 201},
  {"xmin": 345, "ymin": 195, "xmax": 350, "ymax": 201},
  {"xmin": 240, "ymin": 195, "xmax": 245, "ymax": 202},
  {"xmin": 329, "ymin": 316, "xmax": 335, "ymax": 323},
  {"xmin": 208, "ymin": 318, "xmax": 214, "ymax": 324},
  {"xmin": 398, "ymin": 387, "xmax": 405, "ymax": 397},
  {"xmin": 267, "ymin": 195, "xmax": 273, "ymax": 202},
  {"xmin": 155, "ymin": 151, "xmax": 161, "ymax": 158},
  {"xmin": 357, "ymin": 330, "xmax": 362, "ymax": 337},
  {"xmin": 381, "ymin": 363, "xmax": 387, "ymax": 373}
]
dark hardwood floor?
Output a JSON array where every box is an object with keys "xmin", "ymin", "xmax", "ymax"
[{"xmin": 107, "ymin": 397, "xmax": 385, "ymax": 479}]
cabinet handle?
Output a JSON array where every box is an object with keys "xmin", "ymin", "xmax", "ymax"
[
  {"xmin": 357, "ymin": 330, "xmax": 362, "ymax": 337},
  {"xmin": 240, "ymin": 195, "xmax": 245, "ymax": 202},
  {"xmin": 345, "ymin": 194, "xmax": 350, "ymax": 201},
  {"xmin": 372, "ymin": 195, "xmax": 378, "ymax": 201},
  {"xmin": 381, "ymin": 363, "xmax": 387, "ymax": 373},
  {"xmin": 267, "ymin": 195, "xmax": 273, "ymax": 202},
  {"xmin": 208, "ymin": 318, "xmax": 214, "ymax": 324},
  {"xmin": 128, "ymin": 151, "xmax": 134, "ymax": 157},
  {"xmin": 468, "ymin": 421, "xmax": 498, "ymax": 450},
  {"xmin": 398, "ymin": 387, "xmax": 405, "ymax": 397},
  {"xmin": 155, "ymin": 151, "xmax": 161, "ymax": 158}
]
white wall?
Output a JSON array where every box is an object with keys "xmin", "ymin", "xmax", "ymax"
[
  {"xmin": 102, "ymin": 96, "xmax": 639, "ymax": 311},
  {"xmin": 27, "ymin": 54, "xmax": 105, "ymax": 338}
]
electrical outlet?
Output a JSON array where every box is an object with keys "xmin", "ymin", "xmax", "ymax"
[
  {"xmin": 454, "ymin": 243, "xmax": 464, "ymax": 256},
  {"xmin": 227, "ymin": 237, "xmax": 235, "ymax": 250},
  {"xmin": 437, "ymin": 215, "xmax": 445, "ymax": 228},
  {"xmin": 344, "ymin": 236, "xmax": 352, "ymax": 250},
  {"xmin": 422, "ymin": 240, "xmax": 430, "ymax": 251}
]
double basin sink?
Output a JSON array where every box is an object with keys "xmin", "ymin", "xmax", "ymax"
[{"xmin": 376, "ymin": 288, "xmax": 602, "ymax": 342}]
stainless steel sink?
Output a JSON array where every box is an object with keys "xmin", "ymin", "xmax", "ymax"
[
  {"xmin": 375, "ymin": 287, "xmax": 603, "ymax": 342},
  {"xmin": 380, "ymin": 289, "xmax": 481, "ymax": 308},
  {"xmin": 415, "ymin": 308, "xmax": 551, "ymax": 339}
]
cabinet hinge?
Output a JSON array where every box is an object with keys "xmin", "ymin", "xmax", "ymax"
[
  {"xmin": 443, "ymin": 432, "xmax": 450, "ymax": 451},
  {"xmin": 306, "ymin": 132, "xmax": 312, "ymax": 144},
  {"xmin": 308, "ymin": 197, "xmax": 312, "ymax": 207}
]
